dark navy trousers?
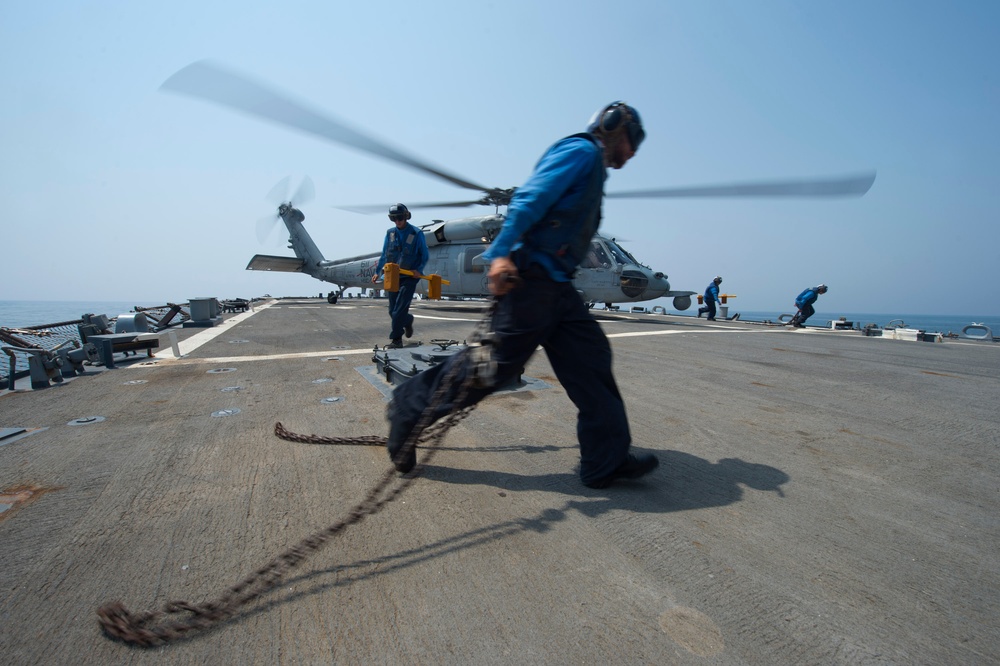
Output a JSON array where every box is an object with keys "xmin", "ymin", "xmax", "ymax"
[
  {"xmin": 387, "ymin": 276, "xmax": 419, "ymax": 340},
  {"xmin": 387, "ymin": 270, "xmax": 632, "ymax": 485},
  {"xmin": 698, "ymin": 301, "xmax": 717, "ymax": 319},
  {"xmin": 797, "ymin": 302, "xmax": 815, "ymax": 324}
]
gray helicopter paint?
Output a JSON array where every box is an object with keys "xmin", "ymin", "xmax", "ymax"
[{"xmin": 248, "ymin": 208, "xmax": 696, "ymax": 309}]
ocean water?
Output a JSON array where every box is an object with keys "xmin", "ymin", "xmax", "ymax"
[
  {"xmin": 1, "ymin": 300, "xmax": 179, "ymax": 381},
  {"xmin": 0, "ymin": 300, "xmax": 159, "ymax": 329}
]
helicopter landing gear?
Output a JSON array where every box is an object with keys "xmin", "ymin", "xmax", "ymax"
[{"xmin": 327, "ymin": 292, "xmax": 339, "ymax": 304}]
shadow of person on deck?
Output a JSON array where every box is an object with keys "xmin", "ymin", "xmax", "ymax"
[
  {"xmin": 108, "ymin": 449, "xmax": 788, "ymax": 647},
  {"xmin": 421, "ymin": 449, "xmax": 789, "ymax": 514},
  {"xmin": 256, "ymin": 451, "xmax": 790, "ymax": 615}
]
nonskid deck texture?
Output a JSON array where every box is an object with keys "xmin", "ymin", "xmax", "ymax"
[{"xmin": 1, "ymin": 298, "xmax": 998, "ymax": 664}]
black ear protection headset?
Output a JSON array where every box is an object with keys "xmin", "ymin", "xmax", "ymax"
[
  {"xmin": 589, "ymin": 102, "xmax": 646, "ymax": 151},
  {"xmin": 388, "ymin": 203, "xmax": 411, "ymax": 221},
  {"xmin": 597, "ymin": 102, "xmax": 628, "ymax": 132}
]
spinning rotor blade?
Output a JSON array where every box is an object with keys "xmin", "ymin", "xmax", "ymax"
[
  {"xmin": 607, "ymin": 172, "xmax": 876, "ymax": 200},
  {"xmin": 161, "ymin": 61, "xmax": 491, "ymax": 194},
  {"xmin": 338, "ymin": 199, "xmax": 485, "ymax": 215},
  {"xmin": 291, "ymin": 175, "xmax": 314, "ymax": 206},
  {"xmin": 265, "ymin": 175, "xmax": 313, "ymax": 207},
  {"xmin": 256, "ymin": 214, "xmax": 279, "ymax": 245},
  {"xmin": 265, "ymin": 176, "xmax": 291, "ymax": 207},
  {"xmin": 259, "ymin": 175, "xmax": 312, "ymax": 245}
]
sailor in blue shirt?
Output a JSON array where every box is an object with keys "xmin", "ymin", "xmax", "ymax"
[
  {"xmin": 372, "ymin": 203, "xmax": 429, "ymax": 347},
  {"xmin": 698, "ymin": 276, "xmax": 723, "ymax": 321},
  {"xmin": 790, "ymin": 284, "xmax": 828, "ymax": 327},
  {"xmin": 385, "ymin": 102, "xmax": 659, "ymax": 489}
]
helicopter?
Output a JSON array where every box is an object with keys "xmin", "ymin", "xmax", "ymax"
[
  {"xmin": 161, "ymin": 61, "xmax": 875, "ymax": 308},
  {"xmin": 249, "ymin": 186, "xmax": 683, "ymax": 307}
]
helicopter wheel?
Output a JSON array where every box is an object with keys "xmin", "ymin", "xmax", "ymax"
[{"xmin": 327, "ymin": 293, "xmax": 339, "ymax": 304}]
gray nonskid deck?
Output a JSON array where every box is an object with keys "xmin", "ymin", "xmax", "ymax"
[{"xmin": 1, "ymin": 298, "xmax": 998, "ymax": 664}]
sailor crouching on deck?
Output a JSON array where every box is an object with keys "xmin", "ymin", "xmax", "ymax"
[
  {"xmin": 790, "ymin": 284, "xmax": 828, "ymax": 327},
  {"xmin": 385, "ymin": 102, "xmax": 659, "ymax": 489}
]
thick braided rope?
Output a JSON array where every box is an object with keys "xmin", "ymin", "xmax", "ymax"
[{"xmin": 96, "ymin": 304, "xmax": 495, "ymax": 647}]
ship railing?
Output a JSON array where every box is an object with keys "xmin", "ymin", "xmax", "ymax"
[{"xmin": 0, "ymin": 304, "xmax": 190, "ymax": 386}]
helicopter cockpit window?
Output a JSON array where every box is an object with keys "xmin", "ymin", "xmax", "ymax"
[
  {"xmin": 464, "ymin": 245, "xmax": 489, "ymax": 273},
  {"xmin": 605, "ymin": 240, "xmax": 633, "ymax": 266},
  {"xmin": 581, "ymin": 241, "xmax": 612, "ymax": 269}
]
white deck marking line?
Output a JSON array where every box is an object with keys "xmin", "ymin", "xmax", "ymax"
[
  {"xmin": 412, "ymin": 314, "xmax": 482, "ymax": 322},
  {"xmin": 145, "ymin": 348, "xmax": 375, "ymax": 366},
  {"xmin": 151, "ymin": 301, "xmax": 273, "ymax": 360},
  {"xmin": 607, "ymin": 327, "xmax": 776, "ymax": 338},
  {"xmin": 147, "ymin": 303, "xmax": 784, "ymax": 366}
]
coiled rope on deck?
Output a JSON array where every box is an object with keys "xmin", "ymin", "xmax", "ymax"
[{"xmin": 97, "ymin": 302, "xmax": 497, "ymax": 647}]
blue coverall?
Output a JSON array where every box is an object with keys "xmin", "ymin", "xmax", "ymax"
[
  {"xmin": 376, "ymin": 222, "xmax": 429, "ymax": 341},
  {"xmin": 386, "ymin": 134, "xmax": 634, "ymax": 486},
  {"xmin": 699, "ymin": 282, "xmax": 720, "ymax": 320}
]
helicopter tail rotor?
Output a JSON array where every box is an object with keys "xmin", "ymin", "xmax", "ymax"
[{"xmin": 258, "ymin": 175, "xmax": 314, "ymax": 244}]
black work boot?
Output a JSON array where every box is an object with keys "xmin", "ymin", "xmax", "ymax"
[{"xmin": 584, "ymin": 453, "xmax": 659, "ymax": 489}]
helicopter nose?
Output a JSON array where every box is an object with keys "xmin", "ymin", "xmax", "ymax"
[
  {"xmin": 650, "ymin": 272, "xmax": 671, "ymax": 296},
  {"xmin": 621, "ymin": 269, "xmax": 671, "ymax": 300},
  {"xmin": 619, "ymin": 270, "xmax": 649, "ymax": 299}
]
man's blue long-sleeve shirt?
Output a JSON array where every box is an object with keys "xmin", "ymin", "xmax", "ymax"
[
  {"xmin": 483, "ymin": 136, "xmax": 605, "ymax": 282},
  {"xmin": 376, "ymin": 222, "xmax": 429, "ymax": 275},
  {"xmin": 795, "ymin": 288, "xmax": 818, "ymax": 308}
]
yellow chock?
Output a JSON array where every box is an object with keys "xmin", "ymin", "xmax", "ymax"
[
  {"xmin": 428, "ymin": 274, "xmax": 442, "ymax": 299},
  {"xmin": 383, "ymin": 263, "xmax": 400, "ymax": 292},
  {"xmin": 382, "ymin": 264, "xmax": 451, "ymax": 297}
]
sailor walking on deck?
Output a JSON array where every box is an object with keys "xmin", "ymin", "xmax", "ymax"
[
  {"xmin": 373, "ymin": 203, "xmax": 429, "ymax": 348},
  {"xmin": 384, "ymin": 102, "xmax": 659, "ymax": 489}
]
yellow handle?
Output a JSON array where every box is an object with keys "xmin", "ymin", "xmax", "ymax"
[{"xmin": 383, "ymin": 263, "xmax": 450, "ymax": 299}]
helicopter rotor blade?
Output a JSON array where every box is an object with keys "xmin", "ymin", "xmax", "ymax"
[
  {"xmin": 161, "ymin": 61, "xmax": 491, "ymax": 194},
  {"xmin": 292, "ymin": 175, "xmax": 315, "ymax": 206},
  {"xmin": 337, "ymin": 199, "xmax": 484, "ymax": 215},
  {"xmin": 606, "ymin": 172, "xmax": 876, "ymax": 200},
  {"xmin": 256, "ymin": 214, "xmax": 280, "ymax": 245},
  {"xmin": 265, "ymin": 176, "xmax": 291, "ymax": 207}
]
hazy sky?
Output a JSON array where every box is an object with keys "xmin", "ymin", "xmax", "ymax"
[{"xmin": 2, "ymin": 1, "xmax": 997, "ymax": 315}]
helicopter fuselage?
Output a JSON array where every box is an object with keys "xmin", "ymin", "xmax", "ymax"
[{"xmin": 246, "ymin": 207, "xmax": 694, "ymax": 309}]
